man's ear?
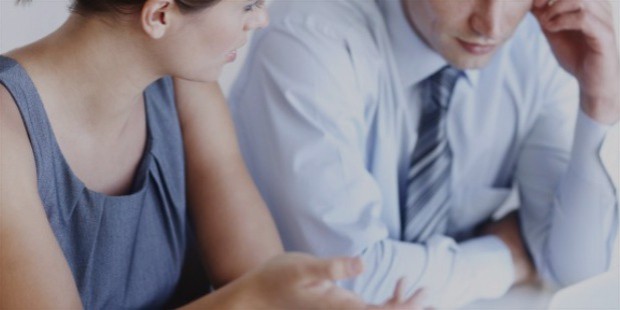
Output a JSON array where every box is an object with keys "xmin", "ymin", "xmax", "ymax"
[{"xmin": 141, "ymin": 0, "xmax": 176, "ymax": 39}]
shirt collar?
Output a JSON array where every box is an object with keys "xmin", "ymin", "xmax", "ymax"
[{"xmin": 380, "ymin": 0, "xmax": 479, "ymax": 88}]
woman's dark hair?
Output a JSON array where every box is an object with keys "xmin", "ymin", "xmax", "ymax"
[
  {"xmin": 69, "ymin": 0, "xmax": 221, "ymax": 14},
  {"xmin": 17, "ymin": 0, "xmax": 221, "ymax": 15}
]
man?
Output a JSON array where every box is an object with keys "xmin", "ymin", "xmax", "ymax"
[{"xmin": 229, "ymin": 0, "xmax": 619, "ymax": 307}]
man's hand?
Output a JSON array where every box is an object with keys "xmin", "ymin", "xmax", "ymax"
[
  {"xmin": 480, "ymin": 212, "xmax": 536, "ymax": 285},
  {"xmin": 532, "ymin": 0, "xmax": 620, "ymax": 125},
  {"xmin": 228, "ymin": 253, "xmax": 426, "ymax": 309}
]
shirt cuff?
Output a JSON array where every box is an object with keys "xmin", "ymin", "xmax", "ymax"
[
  {"xmin": 459, "ymin": 235, "xmax": 515, "ymax": 299},
  {"xmin": 568, "ymin": 109, "xmax": 611, "ymax": 184}
]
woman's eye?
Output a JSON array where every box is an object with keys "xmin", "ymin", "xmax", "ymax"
[{"xmin": 244, "ymin": 0, "xmax": 263, "ymax": 12}]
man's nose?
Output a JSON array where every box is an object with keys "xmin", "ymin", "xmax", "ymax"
[{"xmin": 470, "ymin": 0, "xmax": 504, "ymax": 40}]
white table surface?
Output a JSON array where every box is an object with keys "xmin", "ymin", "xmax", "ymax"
[
  {"xmin": 464, "ymin": 269, "xmax": 620, "ymax": 310},
  {"xmin": 465, "ymin": 282, "xmax": 555, "ymax": 309}
]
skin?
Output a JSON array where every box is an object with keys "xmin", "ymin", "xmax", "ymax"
[
  {"xmin": 403, "ymin": 0, "xmax": 619, "ymax": 122},
  {"xmin": 480, "ymin": 212, "xmax": 536, "ymax": 284},
  {"xmin": 403, "ymin": 0, "xmax": 619, "ymax": 284},
  {"xmin": 403, "ymin": 0, "xmax": 532, "ymax": 69},
  {"xmin": 0, "ymin": 0, "xmax": 423, "ymax": 308},
  {"xmin": 532, "ymin": 0, "xmax": 620, "ymax": 124},
  {"xmin": 181, "ymin": 254, "xmax": 426, "ymax": 309}
]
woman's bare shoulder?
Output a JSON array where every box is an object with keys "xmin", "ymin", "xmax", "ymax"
[
  {"xmin": 0, "ymin": 83, "xmax": 38, "ymax": 198},
  {"xmin": 0, "ymin": 86, "xmax": 82, "ymax": 309}
]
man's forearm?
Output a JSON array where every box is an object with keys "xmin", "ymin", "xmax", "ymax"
[
  {"xmin": 547, "ymin": 110, "xmax": 616, "ymax": 285},
  {"xmin": 343, "ymin": 235, "xmax": 515, "ymax": 308}
]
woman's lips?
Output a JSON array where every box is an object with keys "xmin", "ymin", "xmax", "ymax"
[
  {"xmin": 226, "ymin": 50, "xmax": 238, "ymax": 63},
  {"xmin": 457, "ymin": 39, "xmax": 496, "ymax": 55}
]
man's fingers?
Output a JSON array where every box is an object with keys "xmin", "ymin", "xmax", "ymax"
[
  {"xmin": 541, "ymin": 0, "xmax": 583, "ymax": 21},
  {"xmin": 540, "ymin": 0, "xmax": 613, "ymax": 26},
  {"xmin": 588, "ymin": 1, "xmax": 615, "ymax": 29},
  {"xmin": 543, "ymin": 9, "xmax": 595, "ymax": 35},
  {"xmin": 533, "ymin": 0, "xmax": 550, "ymax": 9},
  {"xmin": 536, "ymin": 0, "xmax": 614, "ymax": 35},
  {"xmin": 309, "ymin": 256, "xmax": 363, "ymax": 282}
]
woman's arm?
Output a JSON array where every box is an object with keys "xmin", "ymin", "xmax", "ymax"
[
  {"xmin": 0, "ymin": 86, "xmax": 83, "ymax": 309},
  {"xmin": 172, "ymin": 80, "xmax": 425, "ymax": 309},
  {"xmin": 180, "ymin": 253, "xmax": 425, "ymax": 309},
  {"xmin": 173, "ymin": 79, "xmax": 283, "ymax": 288}
]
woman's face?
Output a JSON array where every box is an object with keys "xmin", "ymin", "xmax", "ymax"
[{"xmin": 155, "ymin": 0, "xmax": 268, "ymax": 82}]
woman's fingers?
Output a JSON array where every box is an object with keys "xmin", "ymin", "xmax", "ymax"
[
  {"xmin": 372, "ymin": 278, "xmax": 428, "ymax": 310},
  {"xmin": 393, "ymin": 278, "xmax": 405, "ymax": 302},
  {"xmin": 381, "ymin": 278, "xmax": 406, "ymax": 305},
  {"xmin": 401, "ymin": 288, "xmax": 427, "ymax": 309},
  {"xmin": 307, "ymin": 256, "xmax": 364, "ymax": 282}
]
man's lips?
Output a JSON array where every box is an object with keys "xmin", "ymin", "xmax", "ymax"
[{"xmin": 457, "ymin": 39, "xmax": 496, "ymax": 55}]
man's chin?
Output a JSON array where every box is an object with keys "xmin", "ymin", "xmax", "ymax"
[{"xmin": 447, "ymin": 55, "xmax": 493, "ymax": 70}]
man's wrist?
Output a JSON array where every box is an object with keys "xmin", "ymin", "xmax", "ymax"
[
  {"xmin": 490, "ymin": 232, "xmax": 531, "ymax": 285},
  {"xmin": 580, "ymin": 92, "xmax": 620, "ymax": 125},
  {"xmin": 567, "ymin": 109, "xmax": 611, "ymax": 185},
  {"xmin": 477, "ymin": 212, "xmax": 536, "ymax": 285},
  {"xmin": 459, "ymin": 236, "xmax": 516, "ymax": 298},
  {"xmin": 511, "ymin": 246, "xmax": 535, "ymax": 284}
]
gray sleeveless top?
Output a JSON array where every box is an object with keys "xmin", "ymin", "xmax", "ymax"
[{"xmin": 0, "ymin": 56, "xmax": 189, "ymax": 309}]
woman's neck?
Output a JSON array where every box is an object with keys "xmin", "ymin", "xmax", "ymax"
[{"xmin": 8, "ymin": 13, "xmax": 163, "ymax": 135}]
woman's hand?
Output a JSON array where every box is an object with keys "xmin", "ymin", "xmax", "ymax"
[
  {"xmin": 533, "ymin": 0, "xmax": 620, "ymax": 124},
  {"xmin": 185, "ymin": 253, "xmax": 425, "ymax": 309},
  {"xmin": 243, "ymin": 253, "xmax": 425, "ymax": 309}
]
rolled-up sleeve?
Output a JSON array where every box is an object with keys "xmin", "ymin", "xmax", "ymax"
[{"xmin": 516, "ymin": 36, "xmax": 618, "ymax": 287}]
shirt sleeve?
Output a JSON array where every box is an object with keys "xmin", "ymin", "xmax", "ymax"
[
  {"xmin": 516, "ymin": 34, "xmax": 618, "ymax": 287},
  {"xmin": 229, "ymin": 18, "xmax": 514, "ymax": 307}
]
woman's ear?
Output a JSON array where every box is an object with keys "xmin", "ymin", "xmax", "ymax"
[{"xmin": 141, "ymin": 0, "xmax": 176, "ymax": 39}]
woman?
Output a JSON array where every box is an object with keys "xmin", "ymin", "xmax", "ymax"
[{"xmin": 0, "ymin": 0, "xmax": 421, "ymax": 308}]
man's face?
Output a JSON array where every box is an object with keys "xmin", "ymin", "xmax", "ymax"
[{"xmin": 403, "ymin": 0, "xmax": 533, "ymax": 69}]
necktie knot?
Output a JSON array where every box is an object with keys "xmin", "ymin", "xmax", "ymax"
[{"xmin": 425, "ymin": 65, "xmax": 463, "ymax": 109}]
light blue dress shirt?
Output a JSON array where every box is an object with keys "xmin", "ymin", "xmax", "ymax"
[{"xmin": 229, "ymin": 0, "xmax": 618, "ymax": 307}]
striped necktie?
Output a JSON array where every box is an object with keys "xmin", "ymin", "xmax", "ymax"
[{"xmin": 402, "ymin": 66, "xmax": 462, "ymax": 242}]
